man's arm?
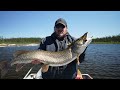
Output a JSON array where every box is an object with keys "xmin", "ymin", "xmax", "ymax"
[{"xmin": 38, "ymin": 38, "xmax": 46, "ymax": 50}]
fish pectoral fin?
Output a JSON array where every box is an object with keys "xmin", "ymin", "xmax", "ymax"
[
  {"xmin": 13, "ymin": 50, "xmax": 30, "ymax": 57},
  {"xmin": 67, "ymin": 42, "xmax": 72, "ymax": 47},
  {"xmin": 41, "ymin": 64, "xmax": 49, "ymax": 73},
  {"xmin": 16, "ymin": 63, "xmax": 25, "ymax": 72}
]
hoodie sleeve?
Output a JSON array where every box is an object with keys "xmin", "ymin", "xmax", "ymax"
[{"xmin": 38, "ymin": 38, "xmax": 46, "ymax": 50}]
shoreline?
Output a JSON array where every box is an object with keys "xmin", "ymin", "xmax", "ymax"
[
  {"xmin": 0, "ymin": 42, "xmax": 120, "ymax": 47},
  {"xmin": 0, "ymin": 43, "xmax": 39, "ymax": 47}
]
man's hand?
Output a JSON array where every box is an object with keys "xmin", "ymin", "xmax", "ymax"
[
  {"xmin": 75, "ymin": 74, "xmax": 83, "ymax": 79},
  {"xmin": 31, "ymin": 60, "xmax": 41, "ymax": 64},
  {"xmin": 75, "ymin": 69, "xmax": 83, "ymax": 79},
  {"xmin": 41, "ymin": 65, "xmax": 49, "ymax": 73}
]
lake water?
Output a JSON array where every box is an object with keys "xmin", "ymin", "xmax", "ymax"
[{"xmin": 0, "ymin": 44, "xmax": 120, "ymax": 79}]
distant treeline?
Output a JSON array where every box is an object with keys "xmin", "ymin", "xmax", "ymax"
[
  {"xmin": 0, "ymin": 37, "xmax": 42, "ymax": 44},
  {"xmin": 0, "ymin": 34, "xmax": 120, "ymax": 44},
  {"xmin": 92, "ymin": 34, "xmax": 120, "ymax": 44}
]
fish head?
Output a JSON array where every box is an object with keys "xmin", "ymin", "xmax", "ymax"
[
  {"xmin": 71, "ymin": 32, "xmax": 88, "ymax": 54},
  {"xmin": 67, "ymin": 32, "xmax": 88, "ymax": 50},
  {"xmin": 75, "ymin": 32, "xmax": 88, "ymax": 47}
]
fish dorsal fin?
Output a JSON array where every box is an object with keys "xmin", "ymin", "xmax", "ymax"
[{"xmin": 13, "ymin": 50, "xmax": 29, "ymax": 57}]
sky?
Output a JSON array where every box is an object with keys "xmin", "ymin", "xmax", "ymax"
[{"xmin": 0, "ymin": 11, "xmax": 120, "ymax": 39}]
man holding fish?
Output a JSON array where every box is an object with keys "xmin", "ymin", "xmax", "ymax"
[
  {"xmin": 38, "ymin": 18, "xmax": 84, "ymax": 79},
  {"xmin": 0, "ymin": 18, "xmax": 90, "ymax": 79}
]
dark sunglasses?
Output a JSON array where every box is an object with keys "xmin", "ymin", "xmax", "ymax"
[{"xmin": 55, "ymin": 24, "xmax": 65, "ymax": 28}]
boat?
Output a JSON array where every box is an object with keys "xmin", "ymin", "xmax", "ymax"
[
  {"xmin": 23, "ymin": 36, "xmax": 93, "ymax": 79},
  {"xmin": 23, "ymin": 67, "xmax": 43, "ymax": 79},
  {"xmin": 23, "ymin": 67, "xmax": 93, "ymax": 79}
]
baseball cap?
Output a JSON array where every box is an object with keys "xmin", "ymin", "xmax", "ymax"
[{"xmin": 55, "ymin": 18, "xmax": 67, "ymax": 28}]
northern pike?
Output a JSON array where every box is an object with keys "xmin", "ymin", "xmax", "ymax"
[
  {"xmin": 0, "ymin": 32, "xmax": 92, "ymax": 75},
  {"xmin": 11, "ymin": 47, "xmax": 72, "ymax": 67},
  {"xmin": 11, "ymin": 32, "xmax": 90, "ymax": 67}
]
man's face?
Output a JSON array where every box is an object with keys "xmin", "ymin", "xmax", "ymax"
[{"xmin": 54, "ymin": 23, "xmax": 67, "ymax": 38}]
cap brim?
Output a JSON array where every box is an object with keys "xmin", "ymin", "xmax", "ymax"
[{"xmin": 56, "ymin": 22, "xmax": 66, "ymax": 27}]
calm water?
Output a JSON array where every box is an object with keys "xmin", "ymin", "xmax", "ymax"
[{"xmin": 0, "ymin": 44, "xmax": 120, "ymax": 79}]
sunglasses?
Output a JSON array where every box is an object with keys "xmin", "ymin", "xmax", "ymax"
[{"xmin": 55, "ymin": 24, "xmax": 65, "ymax": 28}]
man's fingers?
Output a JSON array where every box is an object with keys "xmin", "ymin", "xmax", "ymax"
[{"xmin": 31, "ymin": 60, "xmax": 41, "ymax": 64}]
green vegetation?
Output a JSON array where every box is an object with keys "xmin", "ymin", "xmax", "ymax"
[
  {"xmin": 0, "ymin": 37, "xmax": 42, "ymax": 44},
  {"xmin": 0, "ymin": 34, "xmax": 120, "ymax": 45},
  {"xmin": 92, "ymin": 42, "xmax": 120, "ymax": 44},
  {"xmin": 92, "ymin": 34, "xmax": 120, "ymax": 44}
]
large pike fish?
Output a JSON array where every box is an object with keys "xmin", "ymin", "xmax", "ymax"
[
  {"xmin": 0, "ymin": 32, "xmax": 92, "ymax": 76},
  {"xmin": 10, "ymin": 32, "xmax": 92, "ymax": 72},
  {"xmin": 11, "ymin": 32, "xmax": 89, "ymax": 66}
]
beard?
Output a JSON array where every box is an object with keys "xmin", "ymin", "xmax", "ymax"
[
  {"xmin": 58, "ymin": 33, "xmax": 65, "ymax": 38},
  {"xmin": 55, "ymin": 32, "xmax": 67, "ymax": 40}
]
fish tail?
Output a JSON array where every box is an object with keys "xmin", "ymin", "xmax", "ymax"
[{"xmin": 0, "ymin": 60, "xmax": 10, "ymax": 78}]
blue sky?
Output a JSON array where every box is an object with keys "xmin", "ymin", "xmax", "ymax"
[{"xmin": 0, "ymin": 11, "xmax": 120, "ymax": 39}]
